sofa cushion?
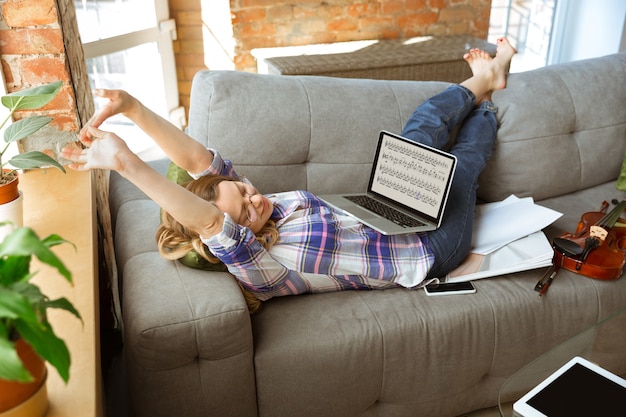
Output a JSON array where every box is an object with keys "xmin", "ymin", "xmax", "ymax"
[
  {"xmin": 481, "ymin": 53, "xmax": 626, "ymax": 201},
  {"xmin": 165, "ymin": 160, "xmax": 193, "ymax": 184}
]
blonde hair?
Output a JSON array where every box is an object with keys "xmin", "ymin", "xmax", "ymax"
[{"xmin": 156, "ymin": 175, "xmax": 279, "ymax": 314}]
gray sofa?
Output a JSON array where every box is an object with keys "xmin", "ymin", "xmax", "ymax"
[{"xmin": 109, "ymin": 52, "xmax": 626, "ymax": 417}]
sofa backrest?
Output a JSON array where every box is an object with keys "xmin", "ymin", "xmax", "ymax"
[
  {"xmin": 483, "ymin": 52, "xmax": 626, "ymax": 201},
  {"xmin": 187, "ymin": 70, "xmax": 448, "ymax": 196},
  {"xmin": 187, "ymin": 52, "xmax": 626, "ymax": 202}
]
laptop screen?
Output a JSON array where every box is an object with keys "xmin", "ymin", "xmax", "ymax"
[{"xmin": 368, "ymin": 131, "xmax": 457, "ymax": 222}]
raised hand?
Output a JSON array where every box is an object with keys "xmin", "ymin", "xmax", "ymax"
[
  {"xmin": 63, "ymin": 126, "xmax": 133, "ymax": 172},
  {"xmin": 79, "ymin": 89, "xmax": 138, "ymax": 142}
]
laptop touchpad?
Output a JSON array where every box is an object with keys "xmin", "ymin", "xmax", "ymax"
[{"xmin": 345, "ymin": 207, "xmax": 379, "ymax": 220}]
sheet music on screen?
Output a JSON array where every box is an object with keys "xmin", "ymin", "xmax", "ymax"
[{"xmin": 370, "ymin": 134, "xmax": 454, "ymax": 219}]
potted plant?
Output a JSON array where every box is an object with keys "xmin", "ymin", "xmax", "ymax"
[
  {"xmin": 0, "ymin": 225, "xmax": 81, "ymax": 416},
  {"xmin": 0, "ymin": 81, "xmax": 66, "ymax": 205}
]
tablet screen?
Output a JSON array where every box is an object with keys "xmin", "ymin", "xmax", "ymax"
[{"xmin": 524, "ymin": 362, "xmax": 626, "ymax": 416}]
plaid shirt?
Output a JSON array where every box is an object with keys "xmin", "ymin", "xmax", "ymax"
[{"xmin": 196, "ymin": 150, "xmax": 434, "ymax": 300}]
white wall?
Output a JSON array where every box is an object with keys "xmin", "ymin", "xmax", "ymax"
[{"xmin": 549, "ymin": 0, "xmax": 626, "ymax": 64}]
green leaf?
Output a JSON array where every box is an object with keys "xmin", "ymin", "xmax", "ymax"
[
  {"xmin": 14, "ymin": 319, "xmax": 70, "ymax": 383},
  {"xmin": 44, "ymin": 297, "xmax": 82, "ymax": 323},
  {"xmin": 8, "ymin": 151, "xmax": 66, "ymax": 173},
  {"xmin": 0, "ymin": 287, "xmax": 39, "ymax": 324},
  {"xmin": 42, "ymin": 233, "xmax": 74, "ymax": 250},
  {"xmin": 0, "ymin": 227, "xmax": 72, "ymax": 282},
  {"xmin": 0, "ymin": 226, "xmax": 79, "ymax": 383},
  {"xmin": 10, "ymin": 281, "xmax": 43, "ymax": 305},
  {"xmin": 3, "ymin": 116, "xmax": 52, "ymax": 143},
  {"xmin": 0, "ymin": 254, "xmax": 31, "ymax": 287},
  {"xmin": 1, "ymin": 81, "xmax": 63, "ymax": 111},
  {"xmin": 0, "ymin": 326, "xmax": 33, "ymax": 382}
]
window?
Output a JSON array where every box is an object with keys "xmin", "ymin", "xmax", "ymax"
[
  {"xmin": 75, "ymin": 0, "xmax": 181, "ymax": 157},
  {"xmin": 488, "ymin": 0, "xmax": 557, "ymax": 72}
]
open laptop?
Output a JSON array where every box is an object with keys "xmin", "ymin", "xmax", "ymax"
[{"xmin": 319, "ymin": 130, "xmax": 457, "ymax": 235}]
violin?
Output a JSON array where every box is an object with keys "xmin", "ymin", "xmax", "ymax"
[
  {"xmin": 536, "ymin": 200, "xmax": 626, "ymax": 296},
  {"xmin": 553, "ymin": 199, "xmax": 626, "ymax": 280}
]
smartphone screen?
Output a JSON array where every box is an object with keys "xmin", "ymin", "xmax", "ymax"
[{"xmin": 424, "ymin": 281, "xmax": 476, "ymax": 296}]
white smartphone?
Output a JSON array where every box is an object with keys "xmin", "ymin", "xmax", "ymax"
[{"xmin": 424, "ymin": 281, "xmax": 476, "ymax": 296}]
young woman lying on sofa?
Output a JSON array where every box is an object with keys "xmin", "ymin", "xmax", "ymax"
[{"xmin": 62, "ymin": 38, "xmax": 516, "ymax": 310}]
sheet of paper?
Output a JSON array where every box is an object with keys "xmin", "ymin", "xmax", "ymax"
[
  {"xmin": 485, "ymin": 232, "xmax": 553, "ymax": 269},
  {"xmin": 447, "ymin": 231, "xmax": 553, "ymax": 282},
  {"xmin": 471, "ymin": 195, "xmax": 562, "ymax": 255}
]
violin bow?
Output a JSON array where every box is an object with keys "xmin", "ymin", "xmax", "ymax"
[{"xmin": 535, "ymin": 263, "xmax": 560, "ymax": 297}]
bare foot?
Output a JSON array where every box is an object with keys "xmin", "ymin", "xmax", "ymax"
[
  {"xmin": 463, "ymin": 38, "xmax": 516, "ymax": 96},
  {"xmin": 464, "ymin": 48, "xmax": 495, "ymax": 80},
  {"xmin": 495, "ymin": 37, "xmax": 517, "ymax": 63},
  {"xmin": 490, "ymin": 38, "xmax": 516, "ymax": 90},
  {"xmin": 463, "ymin": 48, "xmax": 491, "ymax": 64},
  {"xmin": 463, "ymin": 48, "xmax": 498, "ymax": 103}
]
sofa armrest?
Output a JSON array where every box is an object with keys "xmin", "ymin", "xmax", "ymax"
[
  {"xmin": 122, "ymin": 252, "xmax": 257, "ymax": 417},
  {"xmin": 110, "ymin": 166, "xmax": 258, "ymax": 417}
]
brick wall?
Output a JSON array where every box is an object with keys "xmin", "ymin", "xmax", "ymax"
[
  {"xmin": 169, "ymin": 0, "xmax": 207, "ymax": 116},
  {"xmin": 0, "ymin": 0, "xmax": 113, "ymax": 307},
  {"xmin": 231, "ymin": 0, "xmax": 492, "ymax": 72},
  {"xmin": 170, "ymin": 0, "xmax": 491, "ymax": 107},
  {"xmin": 0, "ymin": 0, "xmax": 82, "ymax": 137}
]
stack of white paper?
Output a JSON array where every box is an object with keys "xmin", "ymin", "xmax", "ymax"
[{"xmin": 447, "ymin": 195, "xmax": 562, "ymax": 282}]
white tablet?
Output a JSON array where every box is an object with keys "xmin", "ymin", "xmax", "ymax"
[{"xmin": 512, "ymin": 356, "xmax": 626, "ymax": 417}]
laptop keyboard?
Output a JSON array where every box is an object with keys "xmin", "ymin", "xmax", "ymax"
[{"xmin": 345, "ymin": 195, "xmax": 426, "ymax": 228}]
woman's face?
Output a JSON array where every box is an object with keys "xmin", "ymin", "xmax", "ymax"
[{"xmin": 213, "ymin": 180, "xmax": 273, "ymax": 233}]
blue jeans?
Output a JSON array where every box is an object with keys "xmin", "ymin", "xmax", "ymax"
[{"xmin": 400, "ymin": 85, "xmax": 498, "ymax": 279}]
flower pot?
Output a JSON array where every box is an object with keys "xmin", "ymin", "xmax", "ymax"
[
  {"xmin": 0, "ymin": 374, "xmax": 47, "ymax": 417},
  {"xmin": 0, "ymin": 191, "xmax": 23, "ymax": 241},
  {"xmin": 0, "ymin": 171, "xmax": 19, "ymax": 205},
  {"xmin": 0, "ymin": 338, "xmax": 48, "ymax": 416}
]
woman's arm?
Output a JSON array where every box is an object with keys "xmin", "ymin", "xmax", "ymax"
[
  {"xmin": 82, "ymin": 89, "xmax": 213, "ymax": 175},
  {"xmin": 64, "ymin": 126, "xmax": 223, "ymax": 238}
]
